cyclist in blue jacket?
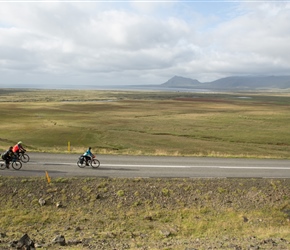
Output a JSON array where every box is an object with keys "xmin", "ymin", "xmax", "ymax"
[{"xmin": 83, "ymin": 147, "xmax": 93, "ymax": 166}]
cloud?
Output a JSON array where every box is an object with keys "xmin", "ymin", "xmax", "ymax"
[
  {"xmin": 0, "ymin": 1, "xmax": 289, "ymax": 87},
  {"xmin": 206, "ymin": 2, "xmax": 290, "ymax": 76}
]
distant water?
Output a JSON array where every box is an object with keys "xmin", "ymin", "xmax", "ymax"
[
  {"xmin": 76, "ymin": 85, "xmax": 212, "ymax": 93},
  {"xmin": 3, "ymin": 84, "xmax": 211, "ymax": 93}
]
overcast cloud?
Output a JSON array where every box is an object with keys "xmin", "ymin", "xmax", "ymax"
[{"xmin": 0, "ymin": 1, "xmax": 290, "ymax": 88}]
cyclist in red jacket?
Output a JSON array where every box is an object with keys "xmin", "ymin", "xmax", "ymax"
[{"xmin": 12, "ymin": 141, "xmax": 25, "ymax": 158}]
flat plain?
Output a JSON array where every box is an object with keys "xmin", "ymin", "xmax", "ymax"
[{"xmin": 0, "ymin": 89, "xmax": 290, "ymax": 159}]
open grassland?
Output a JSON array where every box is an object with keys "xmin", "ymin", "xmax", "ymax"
[
  {"xmin": 0, "ymin": 177, "xmax": 289, "ymax": 249},
  {"xmin": 0, "ymin": 89, "xmax": 290, "ymax": 158}
]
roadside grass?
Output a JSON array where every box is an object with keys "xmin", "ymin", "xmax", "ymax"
[{"xmin": 0, "ymin": 89, "xmax": 290, "ymax": 158}]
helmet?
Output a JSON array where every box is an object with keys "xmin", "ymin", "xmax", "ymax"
[
  {"xmin": 89, "ymin": 147, "xmax": 91, "ymax": 150},
  {"xmin": 9, "ymin": 146, "xmax": 13, "ymax": 150},
  {"xmin": 18, "ymin": 141, "xmax": 22, "ymax": 145}
]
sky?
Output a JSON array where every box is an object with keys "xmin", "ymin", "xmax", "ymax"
[{"xmin": 0, "ymin": 0, "xmax": 290, "ymax": 88}]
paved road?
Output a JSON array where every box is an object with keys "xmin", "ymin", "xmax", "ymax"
[{"xmin": 1, "ymin": 152, "xmax": 290, "ymax": 178}]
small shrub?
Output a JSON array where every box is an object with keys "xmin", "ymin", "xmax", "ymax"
[
  {"xmin": 98, "ymin": 181, "xmax": 108, "ymax": 188},
  {"xmin": 133, "ymin": 200, "xmax": 142, "ymax": 207},
  {"xmin": 162, "ymin": 188, "xmax": 170, "ymax": 196},
  {"xmin": 54, "ymin": 178, "xmax": 69, "ymax": 183},
  {"xmin": 218, "ymin": 187, "xmax": 227, "ymax": 193},
  {"xmin": 117, "ymin": 190, "xmax": 125, "ymax": 197}
]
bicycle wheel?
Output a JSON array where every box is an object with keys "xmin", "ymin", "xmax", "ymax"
[
  {"xmin": 91, "ymin": 159, "xmax": 100, "ymax": 168},
  {"xmin": 0, "ymin": 161, "xmax": 6, "ymax": 170},
  {"xmin": 12, "ymin": 161, "xmax": 22, "ymax": 170},
  {"xmin": 20, "ymin": 153, "xmax": 30, "ymax": 163},
  {"xmin": 77, "ymin": 160, "xmax": 86, "ymax": 168}
]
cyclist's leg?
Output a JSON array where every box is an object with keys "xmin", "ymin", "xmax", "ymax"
[
  {"xmin": 85, "ymin": 156, "xmax": 90, "ymax": 165},
  {"xmin": 5, "ymin": 157, "xmax": 10, "ymax": 168}
]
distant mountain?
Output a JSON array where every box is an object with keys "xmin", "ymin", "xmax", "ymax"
[
  {"xmin": 160, "ymin": 75, "xmax": 290, "ymax": 91},
  {"xmin": 161, "ymin": 76, "xmax": 202, "ymax": 88},
  {"xmin": 208, "ymin": 76, "xmax": 290, "ymax": 90}
]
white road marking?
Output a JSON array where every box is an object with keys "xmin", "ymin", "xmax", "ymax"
[
  {"xmin": 101, "ymin": 164, "xmax": 191, "ymax": 168},
  {"xmin": 84, "ymin": 163, "xmax": 290, "ymax": 170},
  {"xmin": 36, "ymin": 162, "xmax": 290, "ymax": 170},
  {"xmin": 220, "ymin": 166, "xmax": 290, "ymax": 170}
]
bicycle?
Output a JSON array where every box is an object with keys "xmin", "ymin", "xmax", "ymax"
[
  {"xmin": 18, "ymin": 150, "xmax": 30, "ymax": 163},
  {"xmin": 0, "ymin": 154, "xmax": 23, "ymax": 170},
  {"xmin": 77, "ymin": 154, "xmax": 100, "ymax": 169}
]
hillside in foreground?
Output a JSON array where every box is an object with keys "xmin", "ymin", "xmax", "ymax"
[{"xmin": 0, "ymin": 176, "xmax": 289, "ymax": 249}]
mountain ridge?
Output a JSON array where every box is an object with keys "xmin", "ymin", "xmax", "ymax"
[{"xmin": 161, "ymin": 75, "xmax": 290, "ymax": 90}]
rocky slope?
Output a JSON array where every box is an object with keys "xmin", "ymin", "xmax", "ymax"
[{"xmin": 0, "ymin": 177, "xmax": 289, "ymax": 249}]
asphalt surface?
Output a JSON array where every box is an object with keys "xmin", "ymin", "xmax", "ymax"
[{"xmin": 1, "ymin": 152, "xmax": 290, "ymax": 178}]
